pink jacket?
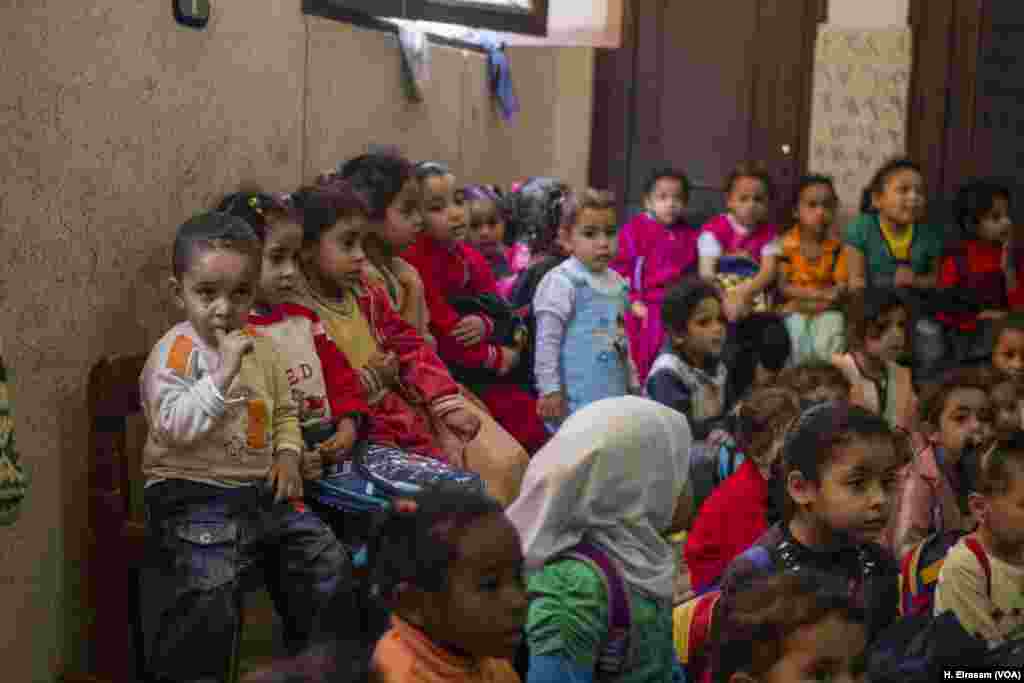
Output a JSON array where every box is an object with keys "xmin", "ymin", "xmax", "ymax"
[
  {"xmin": 889, "ymin": 441, "xmax": 973, "ymax": 559},
  {"xmin": 700, "ymin": 214, "xmax": 779, "ymax": 265}
]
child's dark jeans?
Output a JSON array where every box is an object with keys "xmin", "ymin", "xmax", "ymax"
[{"xmin": 141, "ymin": 479, "xmax": 350, "ymax": 683}]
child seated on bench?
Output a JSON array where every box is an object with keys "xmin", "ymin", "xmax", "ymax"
[{"xmin": 140, "ymin": 212, "xmax": 349, "ymax": 682}]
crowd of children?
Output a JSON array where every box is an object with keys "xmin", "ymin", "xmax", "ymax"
[{"xmin": 131, "ymin": 151, "xmax": 1024, "ymax": 682}]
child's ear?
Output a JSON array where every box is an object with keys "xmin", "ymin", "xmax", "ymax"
[
  {"xmin": 968, "ymin": 492, "xmax": 989, "ymax": 525},
  {"xmin": 167, "ymin": 276, "xmax": 185, "ymax": 311},
  {"xmin": 786, "ymin": 469, "xmax": 817, "ymax": 507}
]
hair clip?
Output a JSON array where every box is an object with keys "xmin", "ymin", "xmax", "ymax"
[
  {"xmin": 416, "ymin": 161, "xmax": 450, "ymax": 175},
  {"xmin": 247, "ymin": 195, "xmax": 265, "ymax": 216}
]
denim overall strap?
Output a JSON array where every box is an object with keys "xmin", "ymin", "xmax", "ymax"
[{"xmin": 560, "ymin": 261, "xmax": 630, "ymax": 415}]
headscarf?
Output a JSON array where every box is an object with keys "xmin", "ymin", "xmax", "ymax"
[{"xmin": 507, "ymin": 396, "xmax": 693, "ymax": 601}]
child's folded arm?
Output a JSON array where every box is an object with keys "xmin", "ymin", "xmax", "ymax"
[
  {"xmin": 843, "ymin": 245, "xmax": 868, "ymax": 290},
  {"xmin": 376, "ymin": 279, "xmax": 499, "ymax": 372},
  {"xmin": 745, "ymin": 252, "xmax": 780, "ymax": 296},
  {"xmin": 144, "ymin": 365, "xmax": 227, "ymax": 447}
]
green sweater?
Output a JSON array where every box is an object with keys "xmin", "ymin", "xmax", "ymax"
[
  {"xmin": 526, "ymin": 558, "xmax": 676, "ymax": 682},
  {"xmin": 0, "ymin": 349, "xmax": 27, "ymax": 525}
]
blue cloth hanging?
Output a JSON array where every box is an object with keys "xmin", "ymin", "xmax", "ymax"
[{"xmin": 479, "ymin": 31, "xmax": 520, "ymax": 122}]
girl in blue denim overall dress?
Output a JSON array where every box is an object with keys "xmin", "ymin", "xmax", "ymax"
[{"xmin": 533, "ymin": 189, "xmax": 636, "ymax": 431}]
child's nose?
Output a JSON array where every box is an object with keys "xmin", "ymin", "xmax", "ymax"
[{"xmin": 212, "ymin": 297, "xmax": 231, "ymax": 315}]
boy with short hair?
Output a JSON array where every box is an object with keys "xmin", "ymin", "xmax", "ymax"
[{"xmin": 141, "ymin": 212, "xmax": 348, "ymax": 682}]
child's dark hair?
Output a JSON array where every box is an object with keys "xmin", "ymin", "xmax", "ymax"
[
  {"xmin": 337, "ymin": 153, "xmax": 415, "ymax": 221},
  {"xmin": 918, "ymin": 366, "xmax": 998, "ymax": 432},
  {"xmin": 503, "ymin": 176, "xmax": 572, "ymax": 256},
  {"xmin": 290, "ymin": 181, "xmax": 370, "ymax": 245},
  {"xmin": 845, "ymin": 288, "xmax": 907, "ymax": 351},
  {"xmin": 716, "ymin": 571, "xmax": 865, "ymax": 683},
  {"xmin": 859, "ymin": 157, "xmax": 924, "ymax": 213},
  {"xmin": 216, "ymin": 189, "xmax": 296, "ymax": 242},
  {"xmin": 777, "ymin": 362, "xmax": 852, "ymax": 405},
  {"xmin": 728, "ymin": 313, "xmax": 791, "ymax": 400},
  {"xmin": 661, "ymin": 277, "xmax": 722, "ymax": 334},
  {"xmin": 643, "ymin": 167, "xmax": 691, "ymax": 200},
  {"xmin": 777, "ymin": 401, "xmax": 907, "ymax": 522},
  {"xmin": 731, "ymin": 386, "xmax": 802, "ymax": 469},
  {"xmin": 793, "ymin": 174, "xmax": 838, "ymax": 212},
  {"xmin": 172, "ymin": 211, "xmax": 261, "ymax": 279},
  {"xmin": 974, "ymin": 430, "xmax": 1024, "ymax": 497},
  {"xmin": 953, "ymin": 179, "xmax": 1011, "ymax": 238},
  {"xmin": 368, "ymin": 483, "xmax": 504, "ymax": 601},
  {"xmin": 724, "ymin": 160, "xmax": 775, "ymax": 199}
]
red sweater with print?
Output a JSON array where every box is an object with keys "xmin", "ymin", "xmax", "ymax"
[
  {"xmin": 247, "ymin": 303, "xmax": 369, "ymax": 424},
  {"xmin": 937, "ymin": 239, "xmax": 1008, "ymax": 331}
]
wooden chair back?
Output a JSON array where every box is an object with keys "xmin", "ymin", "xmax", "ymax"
[{"xmin": 86, "ymin": 354, "xmax": 148, "ymax": 683}]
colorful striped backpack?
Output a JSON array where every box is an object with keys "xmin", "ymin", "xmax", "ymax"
[{"xmin": 898, "ymin": 530, "xmax": 991, "ymax": 617}]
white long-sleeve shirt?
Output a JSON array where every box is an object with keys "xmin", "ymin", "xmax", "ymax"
[{"xmin": 141, "ymin": 322, "xmax": 302, "ymax": 488}]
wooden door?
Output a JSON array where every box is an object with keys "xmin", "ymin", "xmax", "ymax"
[
  {"xmin": 909, "ymin": 0, "xmax": 1024, "ymax": 212},
  {"xmin": 590, "ymin": 0, "xmax": 826, "ymax": 224},
  {"xmin": 970, "ymin": 2, "xmax": 1024, "ymax": 203}
]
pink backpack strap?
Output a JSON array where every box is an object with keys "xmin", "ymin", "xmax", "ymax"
[{"xmin": 962, "ymin": 536, "xmax": 993, "ymax": 599}]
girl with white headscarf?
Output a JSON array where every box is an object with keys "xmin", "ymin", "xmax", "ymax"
[{"xmin": 507, "ymin": 396, "xmax": 694, "ymax": 683}]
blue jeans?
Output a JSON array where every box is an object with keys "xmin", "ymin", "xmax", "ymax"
[{"xmin": 141, "ymin": 479, "xmax": 350, "ymax": 682}]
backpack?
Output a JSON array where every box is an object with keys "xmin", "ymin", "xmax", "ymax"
[
  {"xmin": 872, "ymin": 534, "xmax": 994, "ymax": 682},
  {"xmin": 672, "ymin": 591, "xmax": 721, "ymax": 683},
  {"xmin": 551, "ymin": 542, "xmax": 634, "ymax": 681},
  {"xmin": 448, "ymin": 294, "xmax": 532, "ymax": 389},
  {"xmin": 898, "ymin": 531, "xmax": 991, "ymax": 618},
  {"xmin": 673, "ymin": 546, "xmax": 775, "ymax": 683},
  {"xmin": 305, "ymin": 440, "xmax": 485, "ymax": 554}
]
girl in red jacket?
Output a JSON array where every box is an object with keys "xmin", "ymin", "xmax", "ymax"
[{"xmin": 403, "ymin": 161, "xmax": 548, "ymax": 453}]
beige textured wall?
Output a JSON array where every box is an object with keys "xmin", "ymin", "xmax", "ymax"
[
  {"xmin": 305, "ymin": 17, "xmax": 593, "ymax": 191},
  {"xmin": 0, "ymin": 3, "xmax": 593, "ymax": 681},
  {"xmin": 820, "ymin": 0, "xmax": 911, "ymax": 228},
  {"xmin": 829, "ymin": 0, "xmax": 909, "ymax": 28}
]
